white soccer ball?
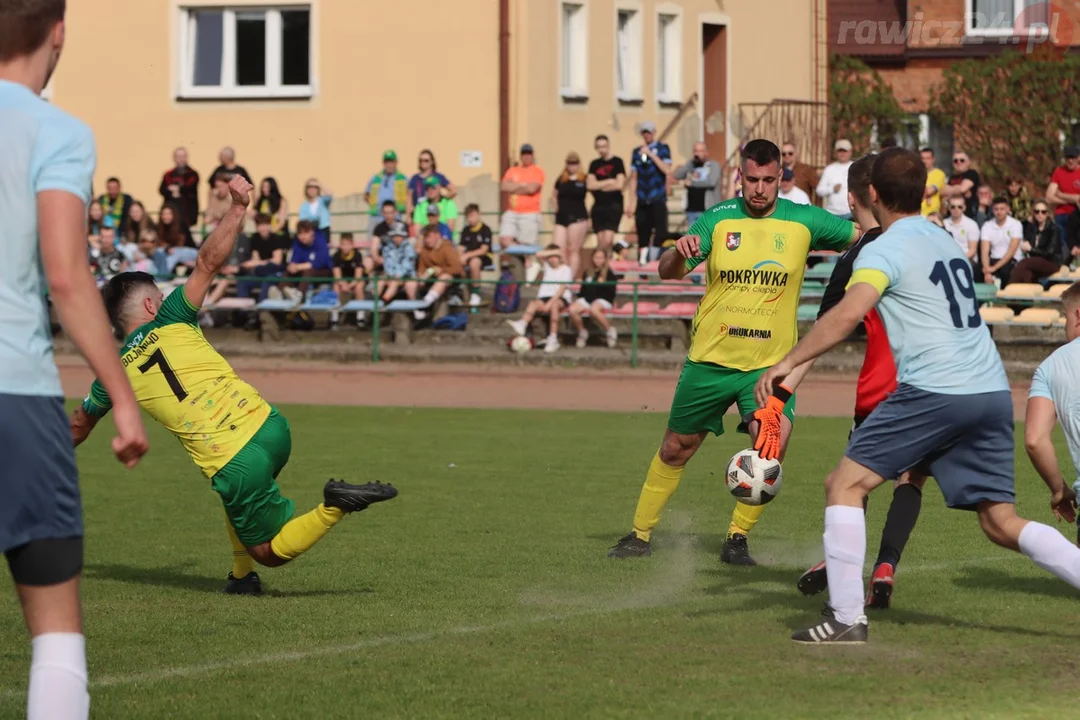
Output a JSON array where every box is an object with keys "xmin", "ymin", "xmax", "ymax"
[
  {"xmin": 508, "ymin": 335, "xmax": 533, "ymax": 354},
  {"xmin": 725, "ymin": 449, "xmax": 783, "ymax": 506}
]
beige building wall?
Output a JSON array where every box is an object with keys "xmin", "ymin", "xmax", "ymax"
[
  {"xmin": 510, "ymin": 0, "xmax": 821, "ymax": 177},
  {"xmin": 55, "ymin": 0, "xmax": 502, "ymax": 228},
  {"xmin": 50, "ymin": 0, "xmax": 822, "ymax": 228}
]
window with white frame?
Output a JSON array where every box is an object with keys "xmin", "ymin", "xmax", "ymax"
[
  {"xmin": 966, "ymin": 0, "xmax": 1048, "ymax": 36},
  {"xmin": 560, "ymin": 2, "xmax": 588, "ymax": 98},
  {"xmin": 179, "ymin": 6, "xmax": 312, "ymax": 99},
  {"xmin": 616, "ymin": 8, "xmax": 643, "ymax": 101},
  {"xmin": 656, "ymin": 13, "xmax": 681, "ymax": 103}
]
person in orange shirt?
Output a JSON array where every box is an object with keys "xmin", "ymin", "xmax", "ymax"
[{"xmin": 499, "ymin": 144, "xmax": 546, "ymax": 257}]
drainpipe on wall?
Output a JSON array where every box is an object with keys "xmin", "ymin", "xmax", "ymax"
[{"xmin": 499, "ymin": 0, "xmax": 510, "ymax": 213}]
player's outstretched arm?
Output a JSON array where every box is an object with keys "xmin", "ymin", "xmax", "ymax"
[
  {"xmin": 70, "ymin": 406, "xmax": 101, "ymax": 448},
  {"xmin": 184, "ymin": 175, "xmax": 254, "ymax": 308},
  {"xmin": 754, "ymin": 359, "xmax": 816, "ymax": 409},
  {"xmin": 1025, "ymin": 396, "xmax": 1076, "ymax": 523},
  {"xmin": 658, "ymin": 234, "xmax": 705, "ymax": 280},
  {"xmin": 761, "ymin": 282, "xmax": 880, "ymax": 392},
  {"xmin": 39, "ymin": 191, "xmax": 148, "ymax": 469}
]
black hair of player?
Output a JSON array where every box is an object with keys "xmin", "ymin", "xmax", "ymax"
[
  {"xmin": 465, "ymin": 203, "xmax": 480, "ymax": 215},
  {"xmin": 869, "ymin": 147, "xmax": 926, "ymax": 214},
  {"xmin": 847, "ymin": 154, "xmax": 877, "ymax": 210},
  {"xmin": 381, "ymin": 199, "xmax": 397, "ymax": 210},
  {"xmin": 102, "ymin": 271, "xmax": 158, "ymax": 339},
  {"xmin": 992, "ymin": 195, "xmax": 1010, "ymax": 207},
  {"xmin": 919, "ymin": 147, "xmax": 934, "ymax": 156},
  {"xmin": 741, "ymin": 139, "xmax": 781, "ymax": 169}
]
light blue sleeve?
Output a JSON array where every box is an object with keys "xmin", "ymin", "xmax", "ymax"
[
  {"xmin": 1029, "ymin": 362, "xmax": 1053, "ymax": 400},
  {"xmin": 33, "ymin": 116, "xmax": 96, "ymax": 204},
  {"xmin": 852, "ymin": 240, "xmax": 901, "ymax": 288}
]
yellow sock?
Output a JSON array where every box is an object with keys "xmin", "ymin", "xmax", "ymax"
[
  {"xmin": 728, "ymin": 501, "xmax": 766, "ymax": 538},
  {"xmin": 226, "ymin": 519, "xmax": 256, "ymax": 578},
  {"xmin": 631, "ymin": 452, "xmax": 685, "ymax": 542},
  {"xmin": 269, "ymin": 504, "xmax": 345, "ymax": 561}
]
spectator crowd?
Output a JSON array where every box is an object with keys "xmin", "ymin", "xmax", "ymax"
[{"xmin": 85, "ymin": 130, "xmax": 1080, "ymax": 346}]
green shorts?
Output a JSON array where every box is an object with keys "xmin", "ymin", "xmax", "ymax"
[
  {"xmin": 211, "ymin": 408, "xmax": 295, "ymax": 547},
  {"xmin": 667, "ymin": 360, "xmax": 797, "ymax": 437}
]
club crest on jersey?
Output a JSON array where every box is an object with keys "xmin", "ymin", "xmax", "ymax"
[
  {"xmin": 725, "ymin": 232, "xmax": 741, "ymax": 250},
  {"xmin": 773, "ymin": 233, "xmax": 786, "ymax": 252}
]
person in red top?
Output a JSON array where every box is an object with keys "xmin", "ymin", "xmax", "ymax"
[
  {"xmin": 1047, "ymin": 146, "xmax": 1080, "ymax": 249},
  {"xmin": 755, "ymin": 154, "xmax": 924, "ymax": 610},
  {"xmin": 159, "ymin": 147, "xmax": 201, "ymax": 229}
]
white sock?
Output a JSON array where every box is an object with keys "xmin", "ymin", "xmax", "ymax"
[
  {"xmin": 28, "ymin": 633, "xmax": 89, "ymax": 720},
  {"xmin": 1019, "ymin": 522, "xmax": 1080, "ymax": 588},
  {"xmin": 823, "ymin": 504, "xmax": 866, "ymax": 625},
  {"xmin": 423, "ymin": 291, "xmax": 438, "ymax": 305}
]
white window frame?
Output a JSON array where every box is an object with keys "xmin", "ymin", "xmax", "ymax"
[
  {"xmin": 655, "ymin": 8, "xmax": 682, "ymax": 105},
  {"xmin": 560, "ymin": 2, "xmax": 588, "ymax": 100},
  {"xmin": 615, "ymin": 5, "xmax": 643, "ymax": 103},
  {"xmin": 964, "ymin": 0, "xmax": 1048, "ymax": 38},
  {"xmin": 177, "ymin": 5, "xmax": 313, "ymax": 100}
]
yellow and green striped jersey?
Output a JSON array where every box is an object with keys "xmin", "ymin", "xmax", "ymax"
[
  {"xmin": 82, "ymin": 288, "xmax": 271, "ymax": 477},
  {"xmin": 684, "ymin": 198, "xmax": 857, "ymax": 371}
]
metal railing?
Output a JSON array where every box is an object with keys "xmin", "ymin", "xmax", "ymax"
[
  {"xmin": 156, "ymin": 273, "xmax": 825, "ymax": 368},
  {"xmin": 723, "ymin": 100, "xmax": 831, "ymax": 176}
]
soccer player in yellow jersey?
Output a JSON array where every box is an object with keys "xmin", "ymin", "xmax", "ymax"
[
  {"xmin": 69, "ymin": 176, "xmax": 398, "ymax": 595},
  {"xmin": 608, "ymin": 139, "xmax": 857, "ymax": 564}
]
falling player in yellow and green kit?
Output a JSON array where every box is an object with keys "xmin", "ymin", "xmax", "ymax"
[
  {"xmin": 70, "ymin": 175, "xmax": 398, "ymax": 595},
  {"xmin": 608, "ymin": 139, "xmax": 857, "ymax": 564}
]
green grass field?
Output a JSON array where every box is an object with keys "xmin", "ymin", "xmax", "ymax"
[{"xmin": 1, "ymin": 403, "xmax": 1076, "ymax": 719}]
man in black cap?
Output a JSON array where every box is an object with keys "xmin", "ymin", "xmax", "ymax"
[
  {"xmin": 1048, "ymin": 146, "xmax": 1080, "ymax": 247},
  {"xmin": 778, "ymin": 167, "xmax": 811, "ymax": 205},
  {"xmin": 626, "ymin": 120, "xmax": 672, "ymax": 263}
]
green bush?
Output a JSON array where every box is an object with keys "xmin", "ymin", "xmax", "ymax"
[
  {"xmin": 828, "ymin": 55, "xmax": 904, "ymax": 155},
  {"xmin": 930, "ymin": 45, "xmax": 1080, "ymax": 187}
]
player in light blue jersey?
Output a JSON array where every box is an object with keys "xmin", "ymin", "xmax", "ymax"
[
  {"xmin": 1025, "ymin": 281, "xmax": 1080, "ymax": 538},
  {"xmin": 758, "ymin": 148, "xmax": 1080, "ymax": 645},
  {"xmin": 0, "ymin": 2, "xmax": 148, "ymax": 717}
]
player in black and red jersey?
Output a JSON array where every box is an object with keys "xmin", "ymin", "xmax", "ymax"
[{"xmin": 759, "ymin": 154, "xmax": 925, "ymax": 609}]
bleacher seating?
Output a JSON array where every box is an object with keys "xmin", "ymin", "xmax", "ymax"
[
  {"xmin": 979, "ymin": 306, "xmax": 1014, "ymax": 325},
  {"xmin": 996, "ymin": 283, "xmax": 1043, "ymax": 301},
  {"xmin": 1013, "ymin": 307, "xmax": 1062, "ymax": 326},
  {"xmin": 1046, "ymin": 283, "xmax": 1069, "ymax": 298}
]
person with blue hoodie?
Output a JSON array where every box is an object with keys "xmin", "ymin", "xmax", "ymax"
[{"xmin": 285, "ymin": 220, "xmax": 332, "ymax": 300}]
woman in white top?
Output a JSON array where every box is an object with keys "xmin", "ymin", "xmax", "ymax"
[
  {"xmin": 943, "ymin": 198, "xmax": 980, "ymax": 261},
  {"xmin": 979, "ymin": 195, "xmax": 1024, "ymax": 287}
]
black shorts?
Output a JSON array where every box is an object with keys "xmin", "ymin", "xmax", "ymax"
[
  {"xmin": 0, "ymin": 394, "xmax": 82, "ymax": 554},
  {"xmin": 464, "ymin": 253, "xmax": 494, "ymax": 270},
  {"xmin": 556, "ymin": 210, "xmax": 588, "ymax": 228},
  {"xmin": 591, "ymin": 204, "xmax": 623, "ymax": 233}
]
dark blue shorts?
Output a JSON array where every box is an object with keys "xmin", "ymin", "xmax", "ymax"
[
  {"xmin": 845, "ymin": 384, "xmax": 1015, "ymax": 510},
  {"xmin": 0, "ymin": 394, "xmax": 82, "ymax": 554}
]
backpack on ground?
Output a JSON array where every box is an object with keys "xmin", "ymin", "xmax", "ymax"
[
  {"xmin": 286, "ymin": 310, "xmax": 315, "ymax": 331},
  {"xmin": 492, "ymin": 269, "xmax": 521, "ymax": 314}
]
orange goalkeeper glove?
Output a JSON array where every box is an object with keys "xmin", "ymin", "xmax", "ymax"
[{"xmin": 750, "ymin": 384, "xmax": 792, "ymax": 461}]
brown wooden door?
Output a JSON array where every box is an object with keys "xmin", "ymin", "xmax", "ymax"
[{"xmin": 702, "ymin": 24, "xmax": 727, "ymax": 163}]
